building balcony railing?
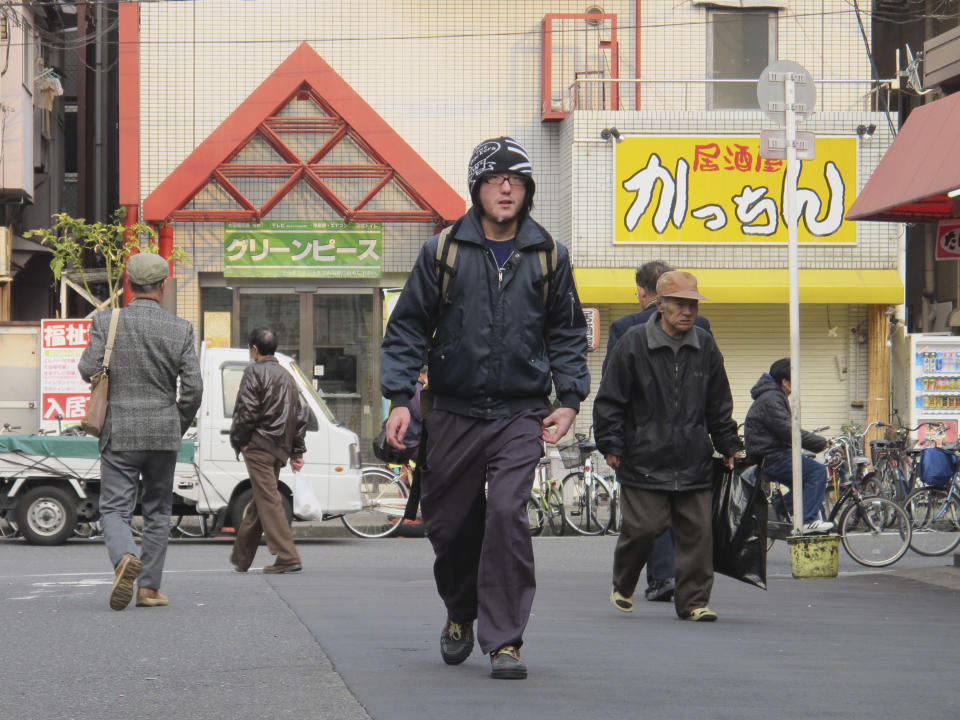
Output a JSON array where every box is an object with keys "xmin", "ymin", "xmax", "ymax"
[{"xmin": 544, "ymin": 77, "xmax": 898, "ymax": 118}]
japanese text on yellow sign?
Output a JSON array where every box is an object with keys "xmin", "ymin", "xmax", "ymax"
[{"xmin": 614, "ymin": 136, "xmax": 857, "ymax": 244}]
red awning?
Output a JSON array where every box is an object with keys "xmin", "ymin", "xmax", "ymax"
[{"xmin": 846, "ymin": 92, "xmax": 960, "ymax": 223}]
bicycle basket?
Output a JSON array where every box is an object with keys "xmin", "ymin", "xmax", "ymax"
[
  {"xmin": 919, "ymin": 447, "xmax": 958, "ymax": 489},
  {"xmin": 558, "ymin": 442, "xmax": 582, "ymax": 469}
]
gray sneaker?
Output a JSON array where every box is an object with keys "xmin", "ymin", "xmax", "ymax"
[
  {"xmin": 440, "ymin": 618, "xmax": 474, "ymax": 665},
  {"xmin": 644, "ymin": 578, "xmax": 676, "ymax": 602},
  {"xmin": 490, "ymin": 645, "xmax": 527, "ymax": 679}
]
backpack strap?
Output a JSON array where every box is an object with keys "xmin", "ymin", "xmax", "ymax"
[
  {"xmin": 436, "ymin": 220, "xmax": 557, "ymax": 306},
  {"xmin": 536, "ymin": 237, "xmax": 558, "ymax": 306},
  {"xmin": 434, "ymin": 224, "xmax": 458, "ymax": 302}
]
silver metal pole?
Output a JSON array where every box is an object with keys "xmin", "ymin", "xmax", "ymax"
[{"xmin": 785, "ymin": 76, "xmax": 804, "ymax": 534}]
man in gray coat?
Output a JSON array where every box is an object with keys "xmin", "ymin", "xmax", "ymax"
[{"xmin": 79, "ymin": 252, "xmax": 202, "ymax": 611}]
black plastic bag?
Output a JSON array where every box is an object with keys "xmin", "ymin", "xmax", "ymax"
[
  {"xmin": 712, "ymin": 460, "xmax": 767, "ymax": 590},
  {"xmin": 372, "ymin": 421, "xmax": 418, "ymax": 465}
]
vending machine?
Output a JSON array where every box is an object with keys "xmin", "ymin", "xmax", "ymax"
[{"xmin": 909, "ymin": 334, "xmax": 960, "ymax": 443}]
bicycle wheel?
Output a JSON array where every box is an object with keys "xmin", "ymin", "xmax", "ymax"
[
  {"xmin": 527, "ymin": 497, "xmax": 544, "ymax": 537},
  {"xmin": 561, "ymin": 472, "xmax": 612, "ymax": 535},
  {"xmin": 905, "ymin": 487, "xmax": 960, "ymax": 556},
  {"xmin": 839, "ymin": 496, "xmax": 911, "ymax": 567},
  {"xmin": 341, "ymin": 467, "xmax": 408, "ymax": 538},
  {"xmin": 864, "ymin": 463, "xmax": 907, "ymax": 504},
  {"xmin": 545, "ymin": 483, "xmax": 566, "ymax": 536}
]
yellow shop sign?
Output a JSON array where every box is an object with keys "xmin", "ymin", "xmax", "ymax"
[{"xmin": 614, "ymin": 136, "xmax": 857, "ymax": 244}]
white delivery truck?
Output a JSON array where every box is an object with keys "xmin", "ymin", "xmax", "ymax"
[{"xmin": 0, "ymin": 344, "xmax": 409, "ymax": 544}]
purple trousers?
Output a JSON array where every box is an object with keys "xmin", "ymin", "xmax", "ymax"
[{"xmin": 421, "ymin": 408, "xmax": 545, "ymax": 654}]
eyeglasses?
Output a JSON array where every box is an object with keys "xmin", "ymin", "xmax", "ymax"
[{"xmin": 482, "ymin": 174, "xmax": 527, "ymax": 187}]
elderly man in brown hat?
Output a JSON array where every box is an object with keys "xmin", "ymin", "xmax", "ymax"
[
  {"xmin": 593, "ymin": 271, "xmax": 739, "ymax": 622},
  {"xmin": 79, "ymin": 252, "xmax": 202, "ymax": 611}
]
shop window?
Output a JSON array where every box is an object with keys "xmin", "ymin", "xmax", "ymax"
[
  {"xmin": 313, "ymin": 293, "xmax": 375, "ymax": 444},
  {"xmin": 707, "ymin": 10, "xmax": 777, "ymax": 110},
  {"xmin": 201, "ymin": 286, "xmax": 233, "ymax": 348},
  {"xmin": 238, "ymin": 293, "xmax": 300, "ymax": 361}
]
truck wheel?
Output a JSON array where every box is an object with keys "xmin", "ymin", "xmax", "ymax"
[
  {"xmin": 230, "ymin": 488, "xmax": 293, "ymax": 530},
  {"xmin": 14, "ymin": 485, "xmax": 78, "ymax": 546}
]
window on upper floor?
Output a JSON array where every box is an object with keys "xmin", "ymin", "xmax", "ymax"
[{"xmin": 707, "ymin": 10, "xmax": 777, "ymax": 110}]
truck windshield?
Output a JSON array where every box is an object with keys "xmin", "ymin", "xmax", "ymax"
[{"xmin": 289, "ymin": 361, "xmax": 339, "ymax": 425}]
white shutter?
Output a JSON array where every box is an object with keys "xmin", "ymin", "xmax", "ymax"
[
  {"xmin": 707, "ymin": 304, "xmax": 867, "ymax": 431},
  {"xmin": 588, "ymin": 304, "xmax": 867, "ymax": 437}
]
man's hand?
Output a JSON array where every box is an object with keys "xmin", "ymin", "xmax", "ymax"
[
  {"xmin": 541, "ymin": 407, "xmax": 576, "ymax": 444},
  {"xmin": 385, "ymin": 406, "xmax": 411, "ymax": 450},
  {"xmin": 605, "ymin": 454, "xmax": 620, "ymax": 471},
  {"xmin": 722, "ymin": 455, "xmax": 735, "ymax": 469},
  {"xmin": 290, "ymin": 457, "xmax": 304, "ymax": 472}
]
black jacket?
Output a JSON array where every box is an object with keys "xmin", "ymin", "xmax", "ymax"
[
  {"xmin": 603, "ymin": 303, "xmax": 711, "ymax": 375},
  {"xmin": 230, "ymin": 356, "xmax": 307, "ymax": 464},
  {"xmin": 743, "ymin": 373, "xmax": 827, "ymax": 461},
  {"xmin": 593, "ymin": 313, "xmax": 739, "ymax": 491},
  {"xmin": 380, "ymin": 208, "xmax": 590, "ymax": 418}
]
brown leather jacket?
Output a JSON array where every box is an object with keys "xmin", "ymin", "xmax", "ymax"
[{"xmin": 229, "ymin": 356, "xmax": 307, "ymax": 464}]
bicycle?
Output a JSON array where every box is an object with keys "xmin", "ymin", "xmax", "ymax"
[
  {"xmin": 765, "ymin": 432, "xmax": 912, "ymax": 567},
  {"xmin": 904, "ymin": 463, "xmax": 960, "ymax": 556},
  {"xmin": 527, "ymin": 455, "xmax": 565, "ymax": 536},
  {"xmin": 559, "ymin": 431, "xmax": 614, "ymax": 536},
  {"xmin": 866, "ymin": 419, "xmax": 946, "ymax": 504},
  {"xmin": 340, "ymin": 464, "xmax": 410, "ymax": 538}
]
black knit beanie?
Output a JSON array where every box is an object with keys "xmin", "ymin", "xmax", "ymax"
[{"xmin": 466, "ymin": 137, "xmax": 536, "ymax": 211}]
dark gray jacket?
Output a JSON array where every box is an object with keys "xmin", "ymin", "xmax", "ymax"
[
  {"xmin": 593, "ymin": 313, "xmax": 739, "ymax": 491},
  {"xmin": 380, "ymin": 208, "xmax": 590, "ymax": 419},
  {"xmin": 743, "ymin": 373, "xmax": 827, "ymax": 462},
  {"xmin": 603, "ymin": 303, "xmax": 711, "ymax": 375},
  {"xmin": 78, "ymin": 299, "xmax": 202, "ymax": 452}
]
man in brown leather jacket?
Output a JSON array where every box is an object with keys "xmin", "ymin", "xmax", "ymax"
[{"xmin": 229, "ymin": 326, "xmax": 307, "ymax": 573}]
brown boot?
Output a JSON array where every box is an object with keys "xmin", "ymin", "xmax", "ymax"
[
  {"xmin": 110, "ymin": 554, "xmax": 143, "ymax": 611},
  {"xmin": 135, "ymin": 587, "xmax": 169, "ymax": 607}
]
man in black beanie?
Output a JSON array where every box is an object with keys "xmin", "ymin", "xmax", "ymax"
[{"xmin": 380, "ymin": 136, "xmax": 590, "ymax": 679}]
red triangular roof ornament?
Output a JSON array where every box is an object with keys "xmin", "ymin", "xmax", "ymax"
[{"xmin": 143, "ymin": 43, "xmax": 464, "ymax": 224}]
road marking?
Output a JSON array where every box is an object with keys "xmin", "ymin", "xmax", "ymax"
[{"xmin": 0, "ymin": 567, "xmax": 263, "ymax": 580}]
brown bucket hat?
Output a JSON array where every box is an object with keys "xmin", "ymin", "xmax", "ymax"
[{"xmin": 656, "ymin": 271, "xmax": 708, "ymax": 301}]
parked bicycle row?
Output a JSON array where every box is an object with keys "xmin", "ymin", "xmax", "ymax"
[{"xmin": 530, "ymin": 418, "xmax": 960, "ymax": 568}]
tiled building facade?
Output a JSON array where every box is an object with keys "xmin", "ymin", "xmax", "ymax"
[{"xmin": 125, "ymin": 0, "xmax": 899, "ymax": 445}]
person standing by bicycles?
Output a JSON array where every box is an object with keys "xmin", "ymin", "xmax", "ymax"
[
  {"xmin": 595, "ymin": 271, "xmax": 738, "ymax": 622},
  {"xmin": 381, "ymin": 136, "xmax": 590, "ymax": 679},
  {"xmin": 603, "ymin": 260, "xmax": 712, "ymax": 604},
  {"xmin": 743, "ymin": 358, "xmax": 834, "ymax": 533}
]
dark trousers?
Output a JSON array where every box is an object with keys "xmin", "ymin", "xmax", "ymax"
[
  {"xmin": 421, "ymin": 408, "xmax": 544, "ymax": 655},
  {"xmin": 762, "ymin": 453, "xmax": 828, "ymax": 522},
  {"xmin": 647, "ymin": 530, "xmax": 676, "ymax": 584},
  {"xmin": 613, "ymin": 486, "xmax": 714, "ymax": 618},
  {"xmin": 99, "ymin": 446, "xmax": 178, "ymax": 590},
  {"xmin": 231, "ymin": 448, "xmax": 300, "ymax": 570}
]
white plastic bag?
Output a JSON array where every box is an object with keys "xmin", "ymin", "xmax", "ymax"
[{"xmin": 292, "ymin": 472, "xmax": 323, "ymax": 521}]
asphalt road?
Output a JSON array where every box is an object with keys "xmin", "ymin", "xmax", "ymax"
[{"xmin": 1, "ymin": 534, "xmax": 958, "ymax": 720}]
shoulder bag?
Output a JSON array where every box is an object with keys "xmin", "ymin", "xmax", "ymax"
[{"xmin": 80, "ymin": 310, "xmax": 121, "ymax": 437}]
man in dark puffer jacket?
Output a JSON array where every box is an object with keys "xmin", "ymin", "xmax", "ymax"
[
  {"xmin": 743, "ymin": 358, "xmax": 833, "ymax": 533},
  {"xmin": 380, "ymin": 137, "xmax": 589, "ymax": 679}
]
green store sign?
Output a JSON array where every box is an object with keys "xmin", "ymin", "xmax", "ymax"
[{"xmin": 223, "ymin": 220, "xmax": 383, "ymax": 278}]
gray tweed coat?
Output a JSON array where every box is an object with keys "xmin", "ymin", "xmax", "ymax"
[{"xmin": 78, "ymin": 298, "xmax": 203, "ymax": 452}]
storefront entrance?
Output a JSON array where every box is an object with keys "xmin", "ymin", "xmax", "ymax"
[{"xmin": 200, "ymin": 283, "xmax": 380, "ymax": 448}]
